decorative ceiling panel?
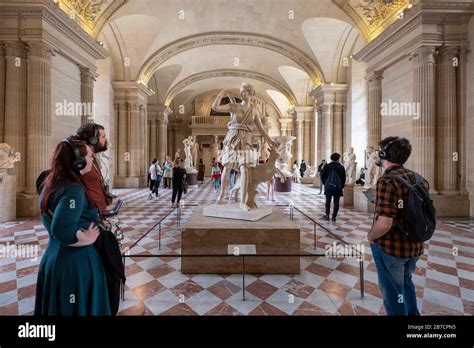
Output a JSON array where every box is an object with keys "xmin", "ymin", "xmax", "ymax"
[
  {"xmin": 55, "ymin": 0, "xmax": 128, "ymax": 37},
  {"xmin": 332, "ymin": 0, "xmax": 413, "ymax": 41}
]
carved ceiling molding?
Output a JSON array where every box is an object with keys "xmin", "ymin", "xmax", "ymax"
[
  {"xmin": 353, "ymin": 2, "xmax": 472, "ymax": 70},
  {"xmin": 332, "ymin": 0, "xmax": 411, "ymax": 42},
  {"xmin": 56, "ymin": 0, "xmax": 128, "ymax": 37},
  {"xmin": 138, "ymin": 32, "xmax": 325, "ymax": 85},
  {"xmin": 164, "ymin": 69, "xmax": 298, "ymax": 107}
]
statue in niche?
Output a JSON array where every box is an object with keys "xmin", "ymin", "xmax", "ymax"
[
  {"xmin": 211, "ymin": 83, "xmax": 278, "ymax": 211},
  {"xmin": 343, "ymin": 147, "xmax": 357, "ymax": 185},
  {"xmin": 174, "ymin": 148, "xmax": 181, "ymax": 160}
]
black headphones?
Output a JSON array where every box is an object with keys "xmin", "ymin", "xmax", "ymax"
[
  {"xmin": 378, "ymin": 139, "xmax": 397, "ymax": 160},
  {"xmin": 64, "ymin": 138, "xmax": 87, "ymax": 171},
  {"xmin": 88, "ymin": 123, "xmax": 99, "ymax": 146},
  {"xmin": 77, "ymin": 123, "xmax": 99, "ymax": 146}
]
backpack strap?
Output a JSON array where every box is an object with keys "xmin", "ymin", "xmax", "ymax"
[{"xmin": 383, "ymin": 173, "xmax": 414, "ymax": 188}]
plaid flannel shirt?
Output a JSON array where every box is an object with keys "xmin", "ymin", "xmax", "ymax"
[{"xmin": 374, "ymin": 165, "xmax": 428, "ymax": 258}]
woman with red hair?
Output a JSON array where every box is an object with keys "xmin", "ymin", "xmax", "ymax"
[{"xmin": 34, "ymin": 139, "xmax": 110, "ymax": 315}]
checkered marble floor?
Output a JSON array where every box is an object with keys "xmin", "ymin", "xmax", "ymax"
[{"xmin": 1, "ymin": 180, "xmax": 473, "ymax": 316}]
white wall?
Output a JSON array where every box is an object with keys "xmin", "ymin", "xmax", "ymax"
[
  {"xmin": 348, "ymin": 58, "xmax": 368, "ymax": 174},
  {"xmin": 466, "ymin": 16, "xmax": 474, "ymax": 216},
  {"xmin": 51, "ymin": 53, "xmax": 81, "ymax": 150},
  {"xmin": 94, "ymin": 55, "xmax": 116, "ymax": 188},
  {"xmin": 381, "ymin": 56, "xmax": 414, "ymax": 169}
]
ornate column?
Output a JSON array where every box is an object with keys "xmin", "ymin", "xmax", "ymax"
[
  {"xmin": 295, "ymin": 114, "xmax": 304, "ymax": 162},
  {"xmin": 19, "ymin": 42, "xmax": 53, "ymax": 216},
  {"xmin": 321, "ymin": 104, "xmax": 332, "ymax": 161},
  {"xmin": 113, "ymin": 101, "xmax": 127, "ymax": 177},
  {"xmin": 128, "ymin": 103, "xmax": 140, "ymax": 177},
  {"xmin": 411, "ymin": 46, "xmax": 437, "ymax": 190},
  {"xmin": 0, "ymin": 43, "xmax": 5, "ymax": 142},
  {"xmin": 458, "ymin": 47, "xmax": 468, "ymax": 194},
  {"xmin": 4, "ymin": 41, "xmax": 27, "ymax": 194},
  {"xmin": 157, "ymin": 107, "xmax": 171, "ymax": 163},
  {"xmin": 149, "ymin": 119, "xmax": 157, "ymax": 160},
  {"xmin": 316, "ymin": 106, "xmax": 323, "ymax": 165},
  {"xmin": 367, "ymin": 70, "xmax": 383, "ymax": 149},
  {"xmin": 436, "ymin": 46, "xmax": 458, "ymax": 194},
  {"xmin": 333, "ymin": 104, "xmax": 344, "ymax": 155},
  {"xmin": 139, "ymin": 105, "xmax": 146, "ymax": 176},
  {"xmin": 79, "ymin": 67, "xmax": 96, "ymax": 124}
]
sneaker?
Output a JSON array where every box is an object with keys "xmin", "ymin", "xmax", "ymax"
[
  {"xmin": 322, "ymin": 215, "xmax": 329, "ymax": 220},
  {"xmin": 331, "ymin": 217, "xmax": 336, "ymax": 222},
  {"xmin": 148, "ymin": 193, "xmax": 152, "ymax": 200},
  {"xmin": 156, "ymin": 194, "xmax": 160, "ymax": 198}
]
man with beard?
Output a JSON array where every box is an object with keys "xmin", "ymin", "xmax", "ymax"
[
  {"xmin": 75, "ymin": 122, "xmax": 111, "ymax": 213},
  {"xmin": 75, "ymin": 122, "xmax": 124, "ymax": 316}
]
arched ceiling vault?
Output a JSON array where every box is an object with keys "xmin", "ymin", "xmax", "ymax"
[
  {"xmin": 138, "ymin": 32, "xmax": 325, "ymax": 85},
  {"xmin": 165, "ymin": 69, "xmax": 298, "ymax": 107},
  {"xmin": 56, "ymin": 0, "xmax": 411, "ymax": 43}
]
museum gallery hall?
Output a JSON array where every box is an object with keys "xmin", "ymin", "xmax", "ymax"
[{"xmin": 0, "ymin": 0, "xmax": 473, "ymax": 317}]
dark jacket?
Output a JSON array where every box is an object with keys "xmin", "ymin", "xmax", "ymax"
[
  {"xmin": 172, "ymin": 167, "xmax": 187, "ymax": 187},
  {"xmin": 320, "ymin": 161, "xmax": 346, "ymax": 196}
]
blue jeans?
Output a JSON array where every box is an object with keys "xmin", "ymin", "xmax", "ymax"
[
  {"xmin": 213, "ymin": 179, "xmax": 220, "ymax": 191},
  {"xmin": 370, "ymin": 243, "xmax": 420, "ymax": 316}
]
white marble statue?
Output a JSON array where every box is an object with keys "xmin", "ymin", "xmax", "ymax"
[
  {"xmin": 228, "ymin": 143, "xmax": 286, "ymax": 204},
  {"xmin": 273, "ymin": 135, "xmax": 296, "ymax": 178},
  {"xmin": 191, "ymin": 138, "xmax": 199, "ymax": 169},
  {"xmin": 182, "ymin": 136, "xmax": 195, "ymax": 170},
  {"xmin": 344, "ymin": 147, "xmax": 357, "ymax": 185},
  {"xmin": 0, "ymin": 143, "xmax": 19, "ymax": 170},
  {"xmin": 211, "ymin": 83, "xmax": 277, "ymax": 211},
  {"xmin": 174, "ymin": 148, "xmax": 181, "ymax": 160},
  {"xmin": 364, "ymin": 146, "xmax": 381, "ymax": 188}
]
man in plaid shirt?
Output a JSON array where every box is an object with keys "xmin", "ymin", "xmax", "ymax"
[{"xmin": 368, "ymin": 136, "xmax": 429, "ymax": 316}]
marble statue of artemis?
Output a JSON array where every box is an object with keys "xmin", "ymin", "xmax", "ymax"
[{"xmin": 211, "ymin": 83, "xmax": 276, "ymax": 211}]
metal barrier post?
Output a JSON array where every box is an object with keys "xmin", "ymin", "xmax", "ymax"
[
  {"xmin": 242, "ymin": 255, "xmax": 246, "ymax": 301},
  {"xmin": 359, "ymin": 257, "xmax": 364, "ymax": 299}
]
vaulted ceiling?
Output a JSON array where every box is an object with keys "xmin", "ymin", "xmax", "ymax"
[{"xmin": 56, "ymin": 0, "xmax": 412, "ymax": 110}]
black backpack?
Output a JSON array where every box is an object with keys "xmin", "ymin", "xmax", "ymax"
[
  {"xmin": 325, "ymin": 166, "xmax": 342, "ymax": 191},
  {"xmin": 384, "ymin": 172, "xmax": 436, "ymax": 242}
]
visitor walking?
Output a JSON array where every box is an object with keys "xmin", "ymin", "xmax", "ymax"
[{"xmin": 320, "ymin": 153, "xmax": 345, "ymax": 221}]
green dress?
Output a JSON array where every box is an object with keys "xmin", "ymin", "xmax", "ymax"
[{"xmin": 35, "ymin": 183, "xmax": 111, "ymax": 315}]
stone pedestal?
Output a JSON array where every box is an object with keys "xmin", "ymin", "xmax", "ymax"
[
  {"xmin": 343, "ymin": 184, "xmax": 354, "ymax": 207},
  {"xmin": 353, "ymin": 186, "xmax": 375, "ymax": 213},
  {"xmin": 186, "ymin": 171, "xmax": 198, "ymax": 186},
  {"xmin": 203, "ymin": 203, "xmax": 272, "ymax": 222},
  {"xmin": 114, "ymin": 176, "xmax": 147, "ymax": 188},
  {"xmin": 300, "ymin": 176, "xmax": 314, "ymax": 184},
  {"xmin": 0, "ymin": 172, "xmax": 16, "ymax": 222},
  {"xmin": 275, "ymin": 177, "xmax": 292, "ymax": 192},
  {"xmin": 313, "ymin": 175, "xmax": 321, "ymax": 188},
  {"xmin": 181, "ymin": 205, "xmax": 300, "ymax": 274},
  {"xmin": 431, "ymin": 194, "xmax": 470, "ymax": 217}
]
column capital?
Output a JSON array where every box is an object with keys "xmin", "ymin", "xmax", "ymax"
[
  {"xmin": 79, "ymin": 66, "xmax": 98, "ymax": 82},
  {"xmin": 410, "ymin": 45, "xmax": 437, "ymax": 66},
  {"xmin": 26, "ymin": 41, "xmax": 53, "ymax": 60},
  {"xmin": 3, "ymin": 41, "xmax": 26, "ymax": 58},
  {"xmin": 366, "ymin": 70, "xmax": 384, "ymax": 86},
  {"xmin": 437, "ymin": 46, "xmax": 459, "ymax": 64}
]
